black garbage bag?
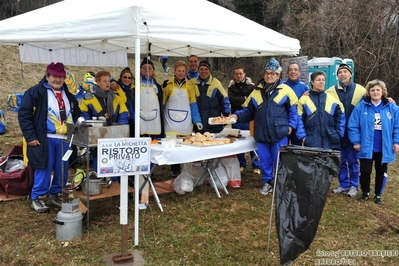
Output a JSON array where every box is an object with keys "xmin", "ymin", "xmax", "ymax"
[{"xmin": 275, "ymin": 145, "xmax": 340, "ymax": 265}]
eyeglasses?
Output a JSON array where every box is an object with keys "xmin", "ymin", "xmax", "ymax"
[
  {"xmin": 264, "ymin": 72, "xmax": 277, "ymax": 76},
  {"xmin": 122, "ymin": 76, "xmax": 132, "ymax": 79},
  {"xmin": 288, "ymin": 68, "xmax": 299, "ymax": 72},
  {"xmin": 141, "ymin": 66, "xmax": 153, "ymax": 71}
]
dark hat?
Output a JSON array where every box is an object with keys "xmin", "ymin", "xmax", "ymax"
[
  {"xmin": 263, "ymin": 58, "xmax": 282, "ymax": 73},
  {"xmin": 198, "ymin": 60, "xmax": 211, "ymax": 70},
  {"xmin": 119, "ymin": 67, "xmax": 133, "ymax": 78},
  {"xmin": 46, "ymin": 62, "xmax": 66, "ymax": 77},
  {"xmin": 337, "ymin": 63, "xmax": 352, "ymax": 75},
  {"xmin": 140, "ymin": 58, "xmax": 155, "ymax": 69}
]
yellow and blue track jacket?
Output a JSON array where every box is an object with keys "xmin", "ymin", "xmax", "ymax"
[
  {"xmin": 326, "ymin": 82, "xmax": 366, "ymax": 146},
  {"xmin": 192, "ymin": 75, "xmax": 231, "ymax": 133},
  {"xmin": 80, "ymin": 93, "xmax": 128, "ymax": 124},
  {"xmin": 296, "ymin": 90, "xmax": 345, "ymax": 150},
  {"xmin": 235, "ymin": 82, "xmax": 298, "ymax": 144},
  {"xmin": 348, "ymin": 98, "xmax": 399, "ymax": 163},
  {"xmin": 162, "ymin": 77, "xmax": 202, "ymax": 124},
  {"xmin": 18, "ymin": 76, "xmax": 81, "ymax": 169},
  {"xmin": 113, "ymin": 82, "xmax": 135, "ymax": 122}
]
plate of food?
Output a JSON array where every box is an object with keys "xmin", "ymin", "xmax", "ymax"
[
  {"xmin": 182, "ymin": 132, "xmax": 235, "ymax": 147},
  {"xmin": 208, "ymin": 116, "xmax": 236, "ymax": 125}
]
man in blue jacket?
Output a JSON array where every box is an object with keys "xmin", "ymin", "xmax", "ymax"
[
  {"xmin": 18, "ymin": 62, "xmax": 81, "ymax": 213},
  {"xmin": 231, "ymin": 58, "xmax": 298, "ymax": 195},
  {"xmin": 284, "ymin": 62, "xmax": 309, "ymax": 145},
  {"xmin": 326, "ymin": 64, "xmax": 366, "ymax": 197}
]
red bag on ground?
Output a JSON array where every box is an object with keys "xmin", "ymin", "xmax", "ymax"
[{"xmin": 0, "ymin": 144, "xmax": 35, "ymax": 198}]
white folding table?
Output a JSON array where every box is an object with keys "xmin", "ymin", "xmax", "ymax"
[{"xmin": 150, "ymin": 130, "xmax": 258, "ymax": 198}]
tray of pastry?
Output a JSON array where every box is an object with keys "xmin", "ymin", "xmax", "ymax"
[
  {"xmin": 182, "ymin": 132, "xmax": 235, "ymax": 147},
  {"xmin": 208, "ymin": 116, "xmax": 236, "ymax": 125}
]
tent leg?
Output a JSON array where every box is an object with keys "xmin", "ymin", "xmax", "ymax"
[{"xmin": 266, "ymin": 149, "xmax": 281, "ymax": 266}]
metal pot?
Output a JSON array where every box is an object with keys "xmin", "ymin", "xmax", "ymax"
[
  {"xmin": 82, "ymin": 178, "xmax": 103, "ymax": 195},
  {"xmin": 83, "ymin": 119, "xmax": 105, "ymax": 127}
]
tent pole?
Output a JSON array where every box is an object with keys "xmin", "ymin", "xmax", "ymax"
[
  {"xmin": 134, "ymin": 37, "xmax": 141, "ymax": 247},
  {"xmin": 266, "ymin": 149, "xmax": 281, "ymax": 266}
]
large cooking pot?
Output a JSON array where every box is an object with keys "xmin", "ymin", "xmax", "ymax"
[
  {"xmin": 83, "ymin": 119, "xmax": 105, "ymax": 127},
  {"xmin": 82, "ymin": 178, "xmax": 103, "ymax": 195}
]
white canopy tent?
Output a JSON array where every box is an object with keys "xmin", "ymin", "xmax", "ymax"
[
  {"xmin": 0, "ymin": 0, "xmax": 300, "ymax": 250},
  {"xmin": 0, "ymin": 0, "xmax": 300, "ymax": 66}
]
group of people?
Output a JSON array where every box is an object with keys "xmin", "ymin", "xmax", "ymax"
[
  {"xmin": 233, "ymin": 59, "xmax": 399, "ymax": 205},
  {"xmin": 18, "ymin": 55, "xmax": 399, "ymax": 213}
]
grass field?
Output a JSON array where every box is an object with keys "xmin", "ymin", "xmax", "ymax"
[{"xmin": 1, "ymin": 45, "xmax": 399, "ymax": 265}]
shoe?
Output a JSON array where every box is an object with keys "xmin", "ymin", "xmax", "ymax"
[
  {"xmin": 259, "ymin": 183, "xmax": 273, "ymax": 195},
  {"xmin": 347, "ymin": 186, "xmax": 357, "ymax": 197},
  {"xmin": 358, "ymin": 194, "xmax": 369, "ymax": 202},
  {"xmin": 253, "ymin": 169, "xmax": 261, "ymax": 175},
  {"xmin": 374, "ymin": 195, "xmax": 384, "ymax": 205},
  {"xmin": 171, "ymin": 171, "xmax": 179, "ymax": 177},
  {"xmin": 239, "ymin": 167, "xmax": 245, "ymax": 173},
  {"xmin": 332, "ymin": 186, "xmax": 349, "ymax": 194},
  {"xmin": 47, "ymin": 193, "xmax": 63, "ymax": 207},
  {"xmin": 31, "ymin": 196, "xmax": 49, "ymax": 213}
]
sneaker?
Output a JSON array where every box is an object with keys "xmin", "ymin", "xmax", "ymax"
[
  {"xmin": 374, "ymin": 195, "xmax": 384, "ymax": 205},
  {"xmin": 47, "ymin": 193, "xmax": 63, "ymax": 207},
  {"xmin": 358, "ymin": 194, "xmax": 369, "ymax": 202},
  {"xmin": 259, "ymin": 183, "xmax": 273, "ymax": 195},
  {"xmin": 239, "ymin": 167, "xmax": 245, "ymax": 173},
  {"xmin": 31, "ymin": 196, "xmax": 49, "ymax": 213},
  {"xmin": 253, "ymin": 169, "xmax": 261, "ymax": 175},
  {"xmin": 171, "ymin": 171, "xmax": 179, "ymax": 177},
  {"xmin": 332, "ymin": 186, "xmax": 349, "ymax": 194},
  {"xmin": 347, "ymin": 186, "xmax": 357, "ymax": 197}
]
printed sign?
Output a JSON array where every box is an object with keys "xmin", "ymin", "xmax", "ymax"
[
  {"xmin": 19, "ymin": 44, "xmax": 128, "ymax": 67},
  {"xmin": 97, "ymin": 138, "xmax": 151, "ymax": 178}
]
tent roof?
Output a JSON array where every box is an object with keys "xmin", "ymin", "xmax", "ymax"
[{"xmin": 0, "ymin": 0, "xmax": 300, "ymax": 58}]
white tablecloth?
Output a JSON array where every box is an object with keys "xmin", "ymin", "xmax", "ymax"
[{"xmin": 150, "ymin": 130, "xmax": 257, "ymax": 165}]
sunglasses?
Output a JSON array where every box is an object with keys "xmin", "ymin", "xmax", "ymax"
[{"xmin": 122, "ymin": 76, "xmax": 132, "ymax": 79}]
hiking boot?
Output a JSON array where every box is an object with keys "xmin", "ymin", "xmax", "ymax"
[
  {"xmin": 374, "ymin": 195, "xmax": 384, "ymax": 205},
  {"xmin": 347, "ymin": 186, "xmax": 357, "ymax": 198},
  {"xmin": 47, "ymin": 193, "xmax": 63, "ymax": 207},
  {"xmin": 253, "ymin": 169, "xmax": 261, "ymax": 175},
  {"xmin": 31, "ymin": 196, "xmax": 49, "ymax": 213},
  {"xmin": 332, "ymin": 186, "xmax": 349, "ymax": 194},
  {"xmin": 358, "ymin": 194, "xmax": 369, "ymax": 202},
  {"xmin": 259, "ymin": 183, "xmax": 273, "ymax": 195}
]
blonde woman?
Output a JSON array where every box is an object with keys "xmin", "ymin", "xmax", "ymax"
[{"xmin": 348, "ymin": 79, "xmax": 399, "ymax": 204}]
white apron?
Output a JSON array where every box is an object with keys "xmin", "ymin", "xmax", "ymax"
[
  {"xmin": 140, "ymin": 83, "xmax": 161, "ymax": 135},
  {"xmin": 164, "ymin": 86, "xmax": 192, "ymax": 135}
]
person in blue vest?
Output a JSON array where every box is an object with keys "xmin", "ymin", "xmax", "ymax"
[
  {"xmin": 326, "ymin": 64, "xmax": 366, "ymax": 197},
  {"xmin": 231, "ymin": 58, "xmax": 298, "ymax": 195},
  {"xmin": 284, "ymin": 62, "xmax": 309, "ymax": 145},
  {"xmin": 18, "ymin": 62, "xmax": 81, "ymax": 213},
  {"xmin": 348, "ymin": 79, "xmax": 399, "ymax": 205},
  {"xmin": 296, "ymin": 71, "xmax": 345, "ymax": 150},
  {"xmin": 160, "ymin": 56, "xmax": 169, "ymax": 74}
]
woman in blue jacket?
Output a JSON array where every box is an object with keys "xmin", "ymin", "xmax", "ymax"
[
  {"xmin": 348, "ymin": 79, "xmax": 399, "ymax": 204},
  {"xmin": 296, "ymin": 71, "xmax": 345, "ymax": 150}
]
